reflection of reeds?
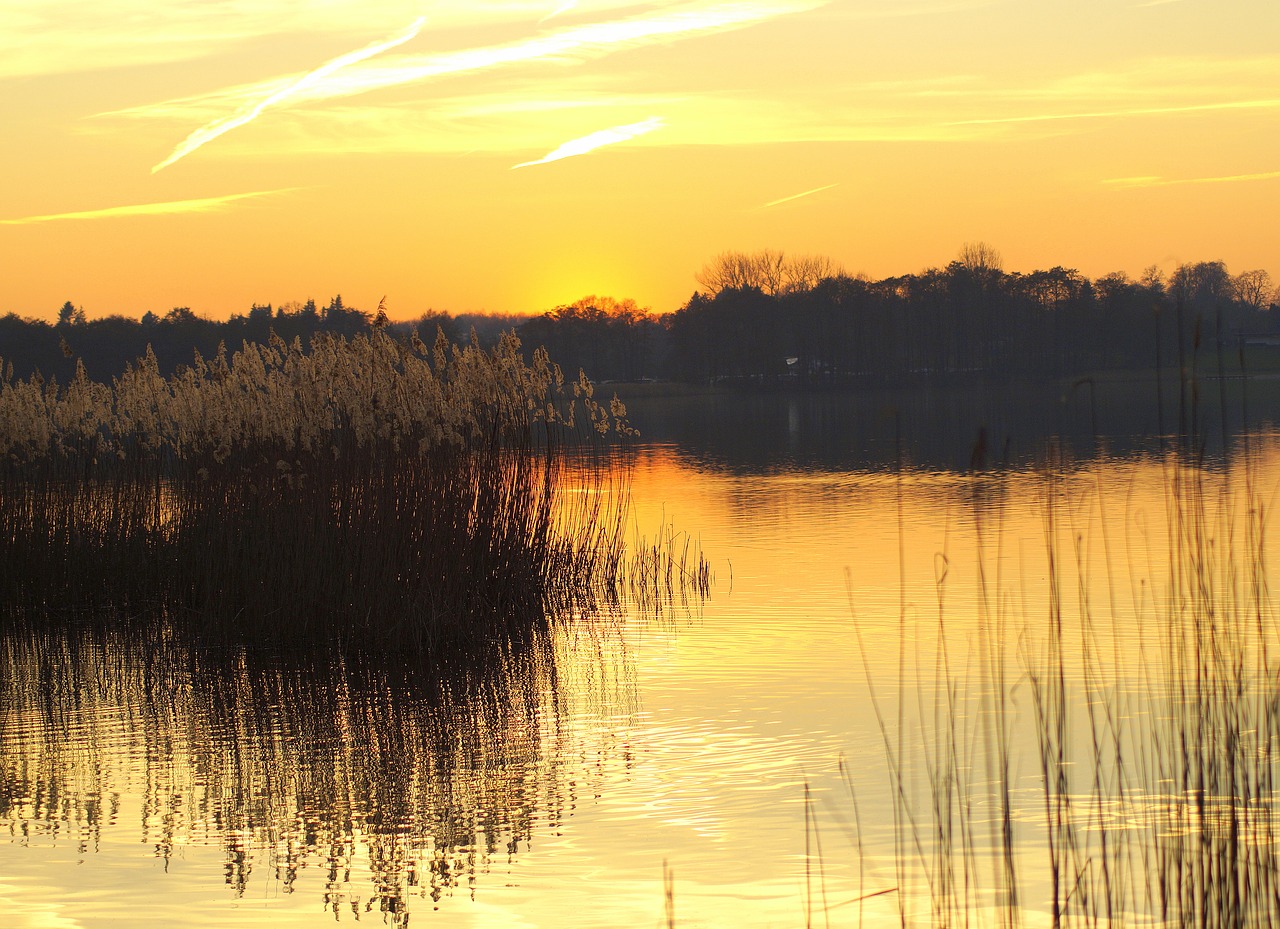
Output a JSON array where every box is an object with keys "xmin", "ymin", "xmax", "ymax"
[
  {"xmin": 0, "ymin": 330, "xmax": 641, "ymax": 648},
  {"xmin": 853, "ymin": 431, "xmax": 1280, "ymax": 928},
  {"xmin": 0, "ymin": 623, "xmax": 563, "ymax": 921},
  {"xmin": 622, "ymin": 516, "xmax": 713, "ymax": 620}
]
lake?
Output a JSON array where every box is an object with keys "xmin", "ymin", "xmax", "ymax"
[{"xmin": 4, "ymin": 384, "xmax": 1280, "ymax": 927}]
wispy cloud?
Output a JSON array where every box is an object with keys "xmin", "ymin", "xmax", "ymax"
[
  {"xmin": 98, "ymin": 9, "xmax": 1276, "ymax": 163},
  {"xmin": 757, "ymin": 183, "xmax": 838, "ymax": 208},
  {"xmin": 0, "ymin": 189, "xmax": 300, "ymax": 225},
  {"xmin": 303, "ymin": 2, "xmax": 820, "ymax": 103},
  {"xmin": 109, "ymin": 51, "xmax": 1280, "ymax": 162},
  {"xmin": 539, "ymin": 2, "xmax": 580, "ymax": 23},
  {"xmin": 512, "ymin": 116, "xmax": 663, "ymax": 167},
  {"xmin": 1104, "ymin": 170, "xmax": 1280, "ymax": 189},
  {"xmin": 946, "ymin": 97, "xmax": 1280, "ymax": 126},
  {"xmin": 128, "ymin": 2, "xmax": 819, "ymax": 127},
  {"xmin": 830, "ymin": 0, "xmax": 1000, "ymax": 19},
  {"xmin": 152, "ymin": 17, "xmax": 425, "ymax": 172},
  {"xmin": 0, "ymin": 2, "xmax": 653, "ymax": 80}
]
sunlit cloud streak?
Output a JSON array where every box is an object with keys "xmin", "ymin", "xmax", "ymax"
[
  {"xmin": 152, "ymin": 17, "xmax": 425, "ymax": 172},
  {"xmin": 0, "ymin": 189, "xmax": 301, "ymax": 225},
  {"xmin": 539, "ymin": 2, "xmax": 579, "ymax": 23},
  {"xmin": 137, "ymin": 2, "xmax": 819, "ymax": 124},
  {"xmin": 832, "ymin": 0, "xmax": 999, "ymax": 18},
  {"xmin": 0, "ymin": 2, "xmax": 688, "ymax": 80},
  {"xmin": 946, "ymin": 97, "xmax": 1280, "ymax": 126},
  {"xmin": 1104, "ymin": 170, "xmax": 1280, "ymax": 189},
  {"xmin": 757, "ymin": 183, "xmax": 838, "ymax": 208},
  {"xmin": 512, "ymin": 116, "xmax": 663, "ymax": 167},
  {"xmin": 313, "ymin": 2, "xmax": 819, "ymax": 102}
]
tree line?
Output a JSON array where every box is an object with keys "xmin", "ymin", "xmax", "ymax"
[
  {"xmin": 3, "ymin": 247, "xmax": 1277, "ymax": 387},
  {"xmin": 524, "ymin": 248, "xmax": 1280, "ymax": 386},
  {"xmin": 0, "ymin": 296, "xmax": 524, "ymax": 384}
]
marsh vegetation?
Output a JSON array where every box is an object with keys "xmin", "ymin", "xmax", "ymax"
[
  {"xmin": 846, "ymin": 419, "xmax": 1280, "ymax": 928},
  {"xmin": 0, "ymin": 327, "xmax": 663, "ymax": 650}
]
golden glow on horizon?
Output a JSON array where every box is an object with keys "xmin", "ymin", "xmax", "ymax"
[{"xmin": 1, "ymin": 0, "xmax": 1277, "ymax": 320}]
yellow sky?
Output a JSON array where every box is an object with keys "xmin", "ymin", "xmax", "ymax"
[{"xmin": 2, "ymin": 0, "xmax": 1278, "ymax": 321}]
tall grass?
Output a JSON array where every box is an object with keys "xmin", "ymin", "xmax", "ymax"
[
  {"xmin": 853, "ymin": 424, "xmax": 1280, "ymax": 927},
  {"xmin": 0, "ymin": 328, "xmax": 638, "ymax": 650}
]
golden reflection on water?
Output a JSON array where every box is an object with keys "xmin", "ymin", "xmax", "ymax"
[
  {"xmin": 616, "ymin": 441, "xmax": 1280, "ymax": 927},
  {"xmin": 0, "ymin": 629, "xmax": 573, "ymax": 925},
  {"xmin": 5, "ymin": 438, "xmax": 1280, "ymax": 926}
]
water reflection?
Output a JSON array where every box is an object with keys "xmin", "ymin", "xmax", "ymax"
[
  {"xmin": 619, "ymin": 377, "xmax": 1280, "ymax": 473},
  {"xmin": 10, "ymin": 395, "xmax": 1280, "ymax": 927},
  {"xmin": 0, "ymin": 624, "xmax": 576, "ymax": 922}
]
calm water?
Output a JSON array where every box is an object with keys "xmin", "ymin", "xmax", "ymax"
[{"xmin": 4, "ymin": 389, "xmax": 1280, "ymax": 927}]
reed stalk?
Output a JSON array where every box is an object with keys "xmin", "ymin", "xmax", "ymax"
[{"xmin": 854, "ymin": 421, "xmax": 1280, "ymax": 928}]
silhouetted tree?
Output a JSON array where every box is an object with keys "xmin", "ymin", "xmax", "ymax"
[
  {"xmin": 1233, "ymin": 269, "xmax": 1274, "ymax": 311},
  {"xmin": 56, "ymin": 301, "xmax": 86, "ymax": 328},
  {"xmin": 319, "ymin": 295, "xmax": 371, "ymax": 336},
  {"xmin": 696, "ymin": 250, "xmax": 844, "ymax": 296},
  {"xmin": 519, "ymin": 296, "xmax": 660, "ymax": 381}
]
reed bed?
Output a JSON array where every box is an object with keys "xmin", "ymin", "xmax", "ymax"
[
  {"xmin": 850, "ymin": 430, "xmax": 1280, "ymax": 929},
  {"xmin": 0, "ymin": 328, "xmax": 638, "ymax": 650}
]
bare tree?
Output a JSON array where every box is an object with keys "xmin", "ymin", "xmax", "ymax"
[
  {"xmin": 781, "ymin": 254, "xmax": 846, "ymax": 293},
  {"xmin": 1232, "ymin": 268, "xmax": 1274, "ymax": 311},
  {"xmin": 957, "ymin": 241, "xmax": 1003, "ymax": 275},
  {"xmin": 696, "ymin": 251, "xmax": 773, "ymax": 294},
  {"xmin": 696, "ymin": 249, "xmax": 843, "ymax": 295}
]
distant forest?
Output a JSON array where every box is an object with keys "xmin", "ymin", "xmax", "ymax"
[{"xmin": 4, "ymin": 247, "xmax": 1278, "ymax": 387}]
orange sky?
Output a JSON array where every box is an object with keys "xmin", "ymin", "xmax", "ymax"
[{"xmin": 2, "ymin": 0, "xmax": 1278, "ymax": 321}]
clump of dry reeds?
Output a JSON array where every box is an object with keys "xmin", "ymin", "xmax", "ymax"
[{"xmin": 0, "ymin": 328, "xmax": 637, "ymax": 649}]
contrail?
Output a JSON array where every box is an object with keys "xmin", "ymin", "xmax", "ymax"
[
  {"xmin": 152, "ymin": 18, "xmax": 425, "ymax": 172},
  {"xmin": 1104, "ymin": 169, "xmax": 1280, "ymax": 189},
  {"xmin": 512, "ymin": 116, "xmax": 663, "ymax": 168},
  {"xmin": 947, "ymin": 97, "xmax": 1280, "ymax": 127},
  {"xmin": 539, "ymin": 1, "xmax": 578, "ymax": 23},
  {"xmin": 0, "ymin": 188, "xmax": 301, "ymax": 225},
  {"xmin": 131, "ymin": 3, "xmax": 819, "ymax": 123},
  {"xmin": 759, "ymin": 183, "xmax": 838, "ymax": 208}
]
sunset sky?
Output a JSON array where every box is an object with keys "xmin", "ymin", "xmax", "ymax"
[{"xmin": 3, "ymin": 0, "xmax": 1277, "ymax": 321}]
